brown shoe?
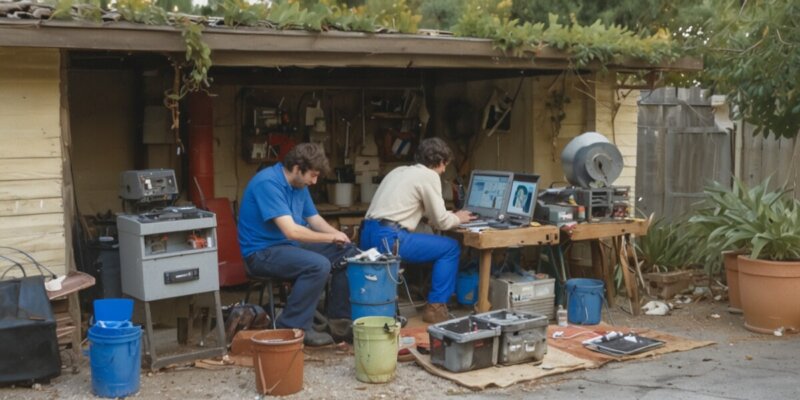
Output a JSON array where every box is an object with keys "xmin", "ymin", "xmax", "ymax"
[{"xmin": 422, "ymin": 303, "xmax": 450, "ymax": 324}]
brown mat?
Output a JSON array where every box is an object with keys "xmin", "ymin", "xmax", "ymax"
[
  {"xmin": 411, "ymin": 324, "xmax": 715, "ymax": 390},
  {"xmin": 546, "ymin": 324, "xmax": 715, "ymax": 366},
  {"xmin": 411, "ymin": 347, "xmax": 594, "ymax": 390}
]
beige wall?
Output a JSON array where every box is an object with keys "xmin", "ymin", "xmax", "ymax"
[
  {"xmin": 69, "ymin": 69, "xmax": 139, "ymax": 215},
  {"xmin": 0, "ymin": 47, "xmax": 66, "ymax": 276}
]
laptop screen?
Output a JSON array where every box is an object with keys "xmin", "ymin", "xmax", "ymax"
[
  {"xmin": 505, "ymin": 174, "xmax": 540, "ymax": 222},
  {"xmin": 464, "ymin": 170, "xmax": 513, "ymax": 218}
]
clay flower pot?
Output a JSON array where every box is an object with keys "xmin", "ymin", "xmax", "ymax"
[
  {"xmin": 722, "ymin": 250, "xmax": 746, "ymax": 313},
  {"xmin": 737, "ymin": 255, "xmax": 800, "ymax": 333}
]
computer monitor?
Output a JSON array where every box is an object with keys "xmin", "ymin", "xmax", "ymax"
[
  {"xmin": 464, "ymin": 170, "xmax": 514, "ymax": 219},
  {"xmin": 505, "ymin": 173, "xmax": 540, "ymax": 225}
]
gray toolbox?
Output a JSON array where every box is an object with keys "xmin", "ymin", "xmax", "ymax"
[
  {"xmin": 490, "ymin": 274, "xmax": 556, "ymax": 320},
  {"xmin": 473, "ymin": 309, "xmax": 549, "ymax": 365},
  {"xmin": 427, "ymin": 315, "xmax": 501, "ymax": 372}
]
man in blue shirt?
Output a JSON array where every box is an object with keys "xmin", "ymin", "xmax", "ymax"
[{"xmin": 238, "ymin": 143, "xmax": 356, "ymax": 346}]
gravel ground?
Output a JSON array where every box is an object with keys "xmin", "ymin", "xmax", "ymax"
[{"xmin": 1, "ymin": 298, "xmax": 791, "ymax": 400}]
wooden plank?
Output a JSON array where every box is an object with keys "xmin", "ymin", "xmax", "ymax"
[
  {"xmin": 0, "ymin": 158, "xmax": 62, "ymax": 181},
  {"xmin": 0, "ymin": 137, "xmax": 61, "ymax": 158},
  {"xmin": 0, "ymin": 263, "xmax": 67, "ymax": 279},
  {"xmin": 1, "ymin": 248, "xmax": 66, "ymax": 267},
  {"xmin": 0, "ymin": 198, "xmax": 63, "ymax": 216},
  {"xmin": 0, "ymin": 125, "xmax": 61, "ymax": 141},
  {"xmin": 0, "ymin": 179, "xmax": 62, "ymax": 200},
  {"xmin": 0, "ymin": 237, "xmax": 65, "ymax": 255},
  {"xmin": 0, "ymin": 213, "xmax": 64, "ymax": 238},
  {"xmin": 565, "ymin": 219, "xmax": 649, "ymax": 241},
  {"xmin": 460, "ymin": 225, "xmax": 560, "ymax": 249},
  {"xmin": 616, "ymin": 236, "xmax": 640, "ymax": 315}
]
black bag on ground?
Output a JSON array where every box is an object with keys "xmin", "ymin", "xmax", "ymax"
[
  {"xmin": 223, "ymin": 303, "xmax": 271, "ymax": 344},
  {"xmin": 0, "ymin": 270, "xmax": 61, "ymax": 385}
]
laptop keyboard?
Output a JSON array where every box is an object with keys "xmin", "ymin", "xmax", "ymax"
[{"xmin": 459, "ymin": 219, "xmax": 499, "ymax": 228}]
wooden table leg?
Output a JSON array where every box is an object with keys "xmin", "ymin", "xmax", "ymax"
[
  {"xmin": 615, "ymin": 236, "xmax": 640, "ymax": 315},
  {"xmin": 591, "ymin": 239, "xmax": 616, "ymax": 307},
  {"xmin": 476, "ymin": 249, "xmax": 492, "ymax": 313}
]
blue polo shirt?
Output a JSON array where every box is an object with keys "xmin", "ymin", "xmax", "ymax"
[{"xmin": 237, "ymin": 163, "xmax": 319, "ymax": 257}]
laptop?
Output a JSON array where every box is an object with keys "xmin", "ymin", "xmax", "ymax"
[
  {"xmin": 459, "ymin": 170, "xmax": 513, "ymax": 228},
  {"xmin": 488, "ymin": 173, "xmax": 540, "ymax": 229}
]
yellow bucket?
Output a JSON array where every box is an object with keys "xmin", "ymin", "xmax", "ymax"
[{"xmin": 353, "ymin": 316, "xmax": 400, "ymax": 383}]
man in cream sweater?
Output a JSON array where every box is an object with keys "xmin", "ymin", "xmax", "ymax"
[{"xmin": 360, "ymin": 137, "xmax": 475, "ymax": 323}]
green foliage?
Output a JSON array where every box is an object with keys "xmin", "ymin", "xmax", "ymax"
[
  {"xmin": 115, "ymin": 0, "xmax": 169, "ymax": 25},
  {"xmin": 324, "ymin": 3, "xmax": 376, "ymax": 32},
  {"xmin": 419, "ymin": 0, "xmax": 464, "ymax": 31},
  {"xmin": 48, "ymin": 0, "xmax": 105, "ymax": 21},
  {"xmin": 636, "ymin": 218, "xmax": 697, "ymax": 273},
  {"xmin": 361, "ymin": 0, "xmax": 421, "ymax": 33},
  {"xmin": 454, "ymin": 1, "xmax": 677, "ymax": 67},
  {"xmin": 695, "ymin": 0, "xmax": 800, "ymax": 139},
  {"xmin": 177, "ymin": 17, "xmax": 212, "ymax": 95},
  {"xmin": 218, "ymin": 0, "xmax": 268, "ymax": 27},
  {"xmin": 155, "ymin": 0, "xmax": 194, "ymax": 14},
  {"xmin": 689, "ymin": 178, "xmax": 800, "ymax": 262},
  {"xmin": 510, "ymin": 0, "xmax": 692, "ymax": 35}
]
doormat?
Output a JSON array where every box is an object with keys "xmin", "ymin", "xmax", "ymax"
[{"xmin": 411, "ymin": 323, "xmax": 714, "ymax": 390}]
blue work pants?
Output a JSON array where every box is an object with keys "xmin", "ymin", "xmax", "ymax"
[
  {"xmin": 245, "ymin": 242, "xmax": 356, "ymax": 330},
  {"xmin": 359, "ymin": 220, "xmax": 460, "ymax": 303}
]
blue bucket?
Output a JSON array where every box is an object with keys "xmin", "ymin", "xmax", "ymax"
[
  {"xmin": 88, "ymin": 321, "xmax": 142, "ymax": 398},
  {"xmin": 94, "ymin": 298, "xmax": 134, "ymax": 322},
  {"xmin": 456, "ymin": 269, "xmax": 479, "ymax": 306},
  {"xmin": 347, "ymin": 259, "xmax": 400, "ymax": 320},
  {"xmin": 565, "ymin": 278, "xmax": 604, "ymax": 325}
]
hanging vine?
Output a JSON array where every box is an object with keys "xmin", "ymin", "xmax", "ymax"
[{"xmin": 544, "ymin": 72, "xmax": 570, "ymax": 162}]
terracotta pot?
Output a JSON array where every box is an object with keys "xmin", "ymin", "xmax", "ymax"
[
  {"xmin": 737, "ymin": 256, "xmax": 800, "ymax": 334},
  {"xmin": 722, "ymin": 250, "xmax": 745, "ymax": 312}
]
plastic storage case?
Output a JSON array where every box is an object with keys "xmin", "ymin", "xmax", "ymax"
[
  {"xmin": 473, "ymin": 309, "xmax": 549, "ymax": 365},
  {"xmin": 490, "ymin": 274, "xmax": 556, "ymax": 319},
  {"xmin": 427, "ymin": 315, "xmax": 501, "ymax": 372}
]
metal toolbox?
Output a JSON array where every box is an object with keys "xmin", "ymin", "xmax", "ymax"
[
  {"xmin": 490, "ymin": 274, "xmax": 556, "ymax": 319},
  {"xmin": 473, "ymin": 310, "xmax": 549, "ymax": 365},
  {"xmin": 118, "ymin": 209, "xmax": 219, "ymax": 301},
  {"xmin": 427, "ymin": 315, "xmax": 501, "ymax": 372}
]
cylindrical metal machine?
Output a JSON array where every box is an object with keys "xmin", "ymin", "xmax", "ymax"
[{"xmin": 561, "ymin": 131, "xmax": 623, "ymax": 187}]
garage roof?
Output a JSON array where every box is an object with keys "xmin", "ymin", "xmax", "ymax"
[{"xmin": 0, "ymin": 4, "xmax": 701, "ymax": 72}]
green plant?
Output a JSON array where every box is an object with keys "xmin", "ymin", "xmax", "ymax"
[
  {"xmin": 689, "ymin": 178, "xmax": 800, "ymax": 262},
  {"xmin": 635, "ymin": 218, "xmax": 697, "ymax": 273}
]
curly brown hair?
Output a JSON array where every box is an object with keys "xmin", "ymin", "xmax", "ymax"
[
  {"xmin": 283, "ymin": 143, "xmax": 330, "ymax": 174},
  {"xmin": 414, "ymin": 137, "xmax": 453, "ymax": 168}
]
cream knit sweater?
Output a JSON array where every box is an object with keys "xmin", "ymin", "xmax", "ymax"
[{"xmin": 365, "ymin": 164, "xmax": 459, "ymax": 231}]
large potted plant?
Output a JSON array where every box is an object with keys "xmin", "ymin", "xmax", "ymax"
[
  {"xmin": 693, "ymin": 179, "xmax": 800, "ymax": 333},
  {"xmin": 688, "ymin": 180, "xmax": 778, "ymax": 312}
]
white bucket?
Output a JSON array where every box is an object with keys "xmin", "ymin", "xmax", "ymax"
[
  {"xmin": 360, "ymin": 183, "xmax": 379, "ymax": 203},
  {"xmin": 334, "ymin": 183, "xmax": 354, "ymax": 207}
]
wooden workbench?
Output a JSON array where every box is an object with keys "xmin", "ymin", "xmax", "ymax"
[
  {"xmin": 561, "ymin": 218, "xmax": 649, "ymax": 314},
  {"xmin": 459, "ymin": 225, "xmax": 561, "ymax": 312}
]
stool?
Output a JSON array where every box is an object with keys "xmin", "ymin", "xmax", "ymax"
[{"xmin": 244, "ymin": 276, "xmax": 278, "ymax": 329}]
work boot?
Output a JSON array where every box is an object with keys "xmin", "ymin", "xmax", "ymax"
[
  {"xmin": 303, "ymin": 329, "xmax": 334, "ymax": 347},
  {"xmin": 422, "ymin": 303, "xmax": 451, "ymax": 324},
  {"xmin": 327, "ymin": 318, "xmax": 353, "ymax": 342}
]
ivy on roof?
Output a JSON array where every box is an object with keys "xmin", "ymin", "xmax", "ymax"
[{"xmin": 3, "ymin": 0, "xmax": 678, "ymax": 96}]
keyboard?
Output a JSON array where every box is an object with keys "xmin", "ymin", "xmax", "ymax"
[{"xmin": 459, "ymin": 219, "xmax": 498, "ymax": 228}]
